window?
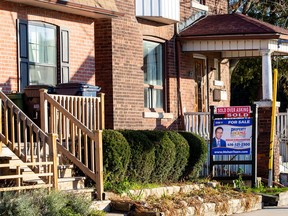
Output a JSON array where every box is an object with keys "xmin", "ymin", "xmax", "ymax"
[
  {"xmin": 18, "ymin": 20, "xmax": 69, "ymax": 91},
  {"xmin": 143, "ymin": 41, "xmax": 164, "ymax": 109},
  {"xmin": 29, "ymin": 22, "xmax": 57, "ymax": 85},
  {"xmin": 195, "ymin": 0, "xmax": 205, "ymax": 4},
  {"xmin": 214, "ymin": 58, "xmax": 220, "ymax": 80}
]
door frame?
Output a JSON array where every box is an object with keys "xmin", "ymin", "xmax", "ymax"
[{"xmin": 193, "ymin": 53, "xmax": 208, "ymax": 112}]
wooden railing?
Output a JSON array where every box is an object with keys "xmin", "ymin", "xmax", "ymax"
[
  {"xmin": 0, "ymin": 89, "xmax": 58, "ymax": 192},
  {"xmin": 276, "ymin": 111, "xmax": 288, "ymax": 170},
  {"xmin": 184, "ymin": 112, "xmax": 210, "ymax": 140},
  {"xmin": 40, "ymin": 90, "xmax": 104, "ymax": 200}
]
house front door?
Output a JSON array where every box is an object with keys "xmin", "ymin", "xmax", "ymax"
[{"xmin": 195, "ymin": 58, "xmax": 206, "ymax": 112}]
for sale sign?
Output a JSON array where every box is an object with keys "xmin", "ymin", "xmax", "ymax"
[
  {"xmin": 216, "ymin": 106, "xmax": 250, "ymax": 118},
  {"xmin": 211, "ymin": 118, "xmax": 252, "ymax": 155}
]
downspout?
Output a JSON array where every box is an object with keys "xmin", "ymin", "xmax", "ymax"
[
  {"xmin": 206, "ymin": 58, "xmax": 209, "ymax": 112},
  {"xmin": 176, "ymin": 37, "xmax": 184, "ymax": 129}
]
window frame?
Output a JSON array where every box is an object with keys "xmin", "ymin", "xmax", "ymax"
[
  {"xmin": 143, "ymin": 39, "xmax": 166, "ymax": 112},
  {"xmin": 214, "ymin": 58, "xmax": 221, "ymax": 81},
  {"xmin": 17, "ymin": 19, "xmax": 70, "ymax": 92},
  {"xmin": 28, "ymin": 21, "xmax": 57, "ymax": 86}
]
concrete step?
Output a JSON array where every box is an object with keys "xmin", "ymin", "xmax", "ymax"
[
  {"xmin": 58, "ymin": 164, "xmax": 73, "ymax": 178},
  {"xmin": 58, "ymin": 176, "xmax": 86, "ymax": 191}
]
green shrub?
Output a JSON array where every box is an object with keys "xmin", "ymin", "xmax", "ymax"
[
  {"xmin": 103, "ymin": 130, "xmax": 131, "ymax": 189},
  {"xmin": 179, "ymin": 131, "xmax": 208, "ymax": 179},
  {"xmin": 120, "ymin": 130, "xmax": 155, "ymax": 183},
  {"xmin": 0, "ymin": 191, "xmax": 40, "ymax": 216},
  {"xmin": 0, "ymin": 190, "xmax": 94, "ymax": 216},
  {"xmin": 142, "ymin": 130, "xmax": 176, "ymax": 183},
  {"xmin": 41, "ymin": 190, "xmax": 68, "ymax": 216},
  {"xmin": 167, "ymin": 131, "xmax": 190, "ymax": 182}
]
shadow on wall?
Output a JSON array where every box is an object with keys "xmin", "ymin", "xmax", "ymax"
[
  {"xmin": 69, "ymin": 55, "xmax": 96, "ymax": 84},
  {"xmin": 1, "ymin": 78, "xmax": 13, "ymax": 92},
  {"xmin": 155, "ymin": 116, "xmax": 183, "ymax": 131}
]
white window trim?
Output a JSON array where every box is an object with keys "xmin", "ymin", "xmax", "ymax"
[
  {"xmin": 143, "ymin": 111, "xmax": 173, "ymax": 119},
  {"xmin": 191, "ymin": 0, "xmax": 209, "ymax": 11}
]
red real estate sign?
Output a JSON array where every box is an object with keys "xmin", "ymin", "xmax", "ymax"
[{"xmin": 216, "ymin": 106, "xmax": 251, "ymax": 118}]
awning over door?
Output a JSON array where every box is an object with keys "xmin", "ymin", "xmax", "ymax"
[
  {"xmin": 178, "ymin": 13, "xmax": 288, "ymax": 57},
  {"xmin": 178, "ymin": 13, "xmax": 288, "ymax": 101}
]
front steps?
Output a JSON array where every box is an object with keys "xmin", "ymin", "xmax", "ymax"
[
  {"xmin": 0, "ymin": 144, "xmax": 45, "ymax": 186},
  {"xmin": 0, "ymin": 143, "xmax": 88, "ymax": 191}
]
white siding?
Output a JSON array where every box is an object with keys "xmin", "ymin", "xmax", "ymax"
[{"xmin": 135, "ymin": 0, "xmax": 180, "ymax": 24}]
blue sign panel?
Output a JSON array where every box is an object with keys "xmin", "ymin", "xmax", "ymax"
[{"xmin": 211, "ymin": 118, "xmax": 252, "ymax": 155}]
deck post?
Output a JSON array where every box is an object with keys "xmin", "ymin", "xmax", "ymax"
[
  {"xmin": 40, "ymin": 89, "xmax": 48, "ymax": 132},
  {"xmin": 94, "ymin": 130, "xmax": 103, "ymax": 200},
  {"xmin": 49, "ymin": 133, "xmax": 58, "ymax": 191},
  {"xmin": 99, "ymin": 93, "xmax": 105, "ymax": 130}
]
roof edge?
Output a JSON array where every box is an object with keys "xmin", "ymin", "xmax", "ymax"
[
  {"xmin": 5, "ymin": 0, "xmax": 124, "ymax": 18},
  {"xmin": 178, "ymin": 34, "xmax": 281, "ymax": 40}
]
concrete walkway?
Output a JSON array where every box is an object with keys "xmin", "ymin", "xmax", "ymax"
[{"xmin": 235, "ymin": 206, "xmax": 288, "ymax": 216}]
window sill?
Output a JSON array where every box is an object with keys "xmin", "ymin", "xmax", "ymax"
[
  {"xmin": 143, "ymin": 111, "xmax": 173, "ymax": 119},
  {"xmin": 191, "ymin": 1, "xmax": 208, "ymax": 12}
]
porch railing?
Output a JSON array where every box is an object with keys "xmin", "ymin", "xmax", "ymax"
[
  {"xmin": 40, "ymin": 90, "xmax": 104, "ymax": 200},
  {"xmin": 0, "ymin": 89, "xmax": 58, "ymax": 192},
  {"xmin": 184, "ymin": 110, "xmax": 288, "ymax": 176}
]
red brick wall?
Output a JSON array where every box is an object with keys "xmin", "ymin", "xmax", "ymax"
[
  {"xmin": 95, "ymin": 19, "xmax": 114, "ymax": 129},
  {"xmin": 0, "ymin": 2, "xmax": 95, "ymax": 92},
  {"xmin": 206, "ymin": 0, "xmax": 228, "ymax": 15},
  {"xmin": 1, "ymin": 0, "xmax": 230, "ymax": 130},
  {"xmin": 98, "ymin": 0, "xmax": 230, "ymax": 130},
  {"xmin": 257, "ymin": 106, "xmax": 280, "ymax": 181},
  {"xmin": 180, "ymin": 0, "xmax": 228, "ymax": 21}
]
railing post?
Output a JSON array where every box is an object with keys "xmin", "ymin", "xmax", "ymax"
[
  {"xmin": 94, "ymin": 130, "xmax": 103, "ymax": 200},
  {"xmin": 40, "ymin": 89, "xmax": 48, "ymax": 133},
  {"xmin": 49, "ymin": 133, "xmax": 58, "ymax": 191},
  {"xmin": 99, "ymin": 93, "xmax": 105, "ymax": 130}
]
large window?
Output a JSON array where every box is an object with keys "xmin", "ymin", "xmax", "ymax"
[
  {"xmin": 29, "ymin": 22, "xmax": 57, "ymax": 85},
  {"xmin": 143, "ymin": 41, "xmax": 164, "ymax": 109},
  {"xmin": 18, "ymin": 19, "xmax": 69, "ymax": 91}
]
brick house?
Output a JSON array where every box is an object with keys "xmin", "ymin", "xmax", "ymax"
[
  {"xmin": 0, "ymin": 0, "xmax": 230, "ymax": 131},
  {"xmin": 2, "ymin": 0, "xmax": 288, "ymax": 188}
]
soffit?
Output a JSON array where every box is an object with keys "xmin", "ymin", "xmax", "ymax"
[{"xmin": 5, "ymin": 0, "xmax": 123, "ymax": 18}]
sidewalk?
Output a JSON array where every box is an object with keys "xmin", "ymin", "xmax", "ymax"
[{"xmin": 235, "ymin": 206, "xmax": 288, "ymax": 216}]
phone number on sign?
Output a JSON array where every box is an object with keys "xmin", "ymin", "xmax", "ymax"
[{"xmin": 227, "ymin": 142, "xmax": 250, "ymax": 148}]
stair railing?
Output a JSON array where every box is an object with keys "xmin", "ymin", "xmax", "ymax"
[
  {"xmin": 40, "ymin": 89, "xmax": 104, "ymax": 200},
  {"xmin": 0, "ymin": 89, "xmax": 58, "ymax": 192}
]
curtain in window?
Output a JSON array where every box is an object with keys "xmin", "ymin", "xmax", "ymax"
[
  {"xmin": 28, "ymin": 22, "xmax": 57, "ymax": 85},
  {"xmin": 143, "ymin": 40, "xmax": 163, "ymax": 109}
]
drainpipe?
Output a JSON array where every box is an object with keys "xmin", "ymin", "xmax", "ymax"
[
  {"xmin": 176, "ymin": 37, "xmax": 183, "ymax": 128},
  {"xmin": 206, "ymin": 59, "xmax": 209, "ymax": 112}
]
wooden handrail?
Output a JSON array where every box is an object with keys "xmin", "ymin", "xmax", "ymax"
[
  {"xmin": 40, "ymin": 89, "xmax": 104, "ymax": 200},
  {"xmin": 40, "ymin": 90, "xmax": 94, "ymax": 138},
  {"xmin": 0, "ymin": 89, "xmax": 57, "ymax": 192}
]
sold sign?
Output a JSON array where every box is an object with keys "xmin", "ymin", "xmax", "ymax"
[{"xmin": 216, "ymin": 106, "xmax": 250, "ymax": 118}]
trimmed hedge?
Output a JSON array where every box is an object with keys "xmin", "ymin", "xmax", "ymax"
[
  {"xmin": 102, "ymin": 130, "xmax": 131, "ymax": 186},
  {"xmin": 120, "ymin": 130, "xmax": 155, "ymax": 183},
  {"xmin": 179, "ymin": 131, "xmax": 208, "ymax": 179},
  {"xmin": 142, "ymin": 130, "xmax": 176, "ymax": 183},
  {"xmin": 167, "ymin": 131, "xmax": 190, "ymax": 182}
]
